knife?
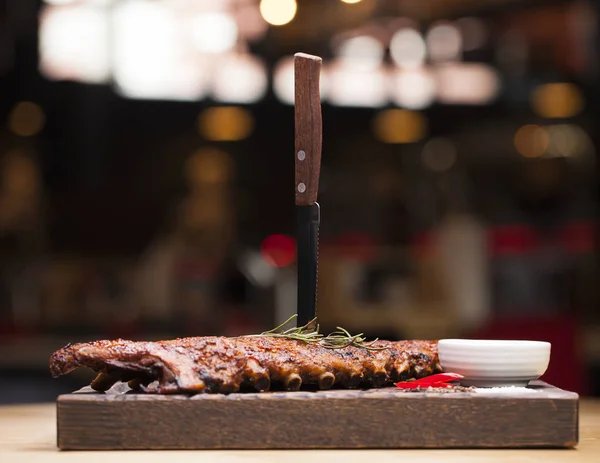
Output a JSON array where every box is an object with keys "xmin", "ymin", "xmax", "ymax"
[{"xmin": 294, "ymin": 52, "xmax": 322, "ymax": 328}]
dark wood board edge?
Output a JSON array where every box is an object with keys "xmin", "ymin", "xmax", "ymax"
[{"xmin": 56, "ymin": 382, "xmax": 579, "ymax": 450}]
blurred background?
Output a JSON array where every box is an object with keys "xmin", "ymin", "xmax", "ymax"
[{"xmin": 0, "ymin": 0, "xmax": 598, "ymax": 402}]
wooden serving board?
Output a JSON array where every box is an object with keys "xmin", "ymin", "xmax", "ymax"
[{"xmin": 56, "ymin": 381, "xmax": 578, "ymax": 450}]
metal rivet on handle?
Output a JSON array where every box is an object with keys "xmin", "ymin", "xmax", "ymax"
[
  {"xmin": 297, "ymin": 182, "xmax": 306, "ymax": 193},
  {"xmin": 297, "ymin": 150, "xmax": 306, "ymax": 161}
]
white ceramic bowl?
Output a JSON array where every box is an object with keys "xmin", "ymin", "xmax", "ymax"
[{"xmin": 437, "ymin": 339, "xmax": 551, "ymax": 387}]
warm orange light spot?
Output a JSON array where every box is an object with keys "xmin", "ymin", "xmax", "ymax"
[
  {"xmin": 197, "ymin": 106, "xmax": 254, "ymax": 141},
  {"xmin": 185, "ymin": 148, "xmax": 233, "ymax": 187},
  {"xmin": 530, "ymin": 83, "xmax": 584, "ymax": 119},
  {"xmin": 259, "ymin": 0, "xmax": 297, "ymax": 26},
  {"xmin": 372, "ymin": 109, "xmax": 426, "ymax": 144},
  {"xmin": 8, "ymin": 102, "xmax": 45, "ymax": 137},
  {"xmin": 514, "ymin": 124, "xmax": 549, "ymax": 158}
]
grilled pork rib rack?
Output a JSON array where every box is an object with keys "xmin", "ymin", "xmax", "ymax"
[{"xmin": 50, "ymin": 337, "xmax": 442, "ymax": 394}]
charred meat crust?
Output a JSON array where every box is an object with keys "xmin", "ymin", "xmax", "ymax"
[{"xmin": 49, "ymin": 337, "xmax": 442, "ymax": 394}]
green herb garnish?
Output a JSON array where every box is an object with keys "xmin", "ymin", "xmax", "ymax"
[{"xmin": 248, "ymin": 314, "xmax": 389, "ymax": 351}]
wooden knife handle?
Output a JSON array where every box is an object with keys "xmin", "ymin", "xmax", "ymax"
[{"xmin": 294, "ymin": 52, "xmax": 322, "ymax": 206}]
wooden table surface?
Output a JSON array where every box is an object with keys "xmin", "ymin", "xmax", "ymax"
[{"xmin": 1, "ymin": 400, "xmax": 599, "ymax": 462}]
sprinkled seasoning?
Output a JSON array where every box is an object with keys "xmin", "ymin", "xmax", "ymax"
[
  {"xmin": 394, "ymin": 385, "xmax": 475, "ymax": 393},
  {"xmin": 474, "ymin": 386, "xmax": 539, "ymax": 394}
]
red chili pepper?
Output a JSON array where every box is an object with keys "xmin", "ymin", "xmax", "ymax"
[{"xmin": 394, "ymin": 372, "xmax": 463, "ymax": 389}]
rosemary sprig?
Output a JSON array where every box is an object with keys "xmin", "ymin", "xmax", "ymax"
[{"xmin": 249, "ymin": 314, "xmax": 389, "ymax": 351}]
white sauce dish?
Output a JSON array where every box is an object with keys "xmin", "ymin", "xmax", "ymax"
[{"xmin": 437, "ymin": 339, "xmax": 551, "ymax": 387}]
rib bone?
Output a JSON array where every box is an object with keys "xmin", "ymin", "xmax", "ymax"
[
  {"xmin": 90, "ymin": 372, "xmax": 119, "ymax": 392},
  {"xmin": 284, "ymin": 373, "xmax": 302, "ymax": 391},
  {"xmin": 318, "ymin": 372, "xmax": 335, "ymax": 390},
  {"xmin": 245, "ymin": 358, "xmax": 270, "ymax": 391}
]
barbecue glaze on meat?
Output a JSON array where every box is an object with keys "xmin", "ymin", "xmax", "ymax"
[{"xmin": 49, "ymin": 337, "xmax": 442, "ymax": 394}]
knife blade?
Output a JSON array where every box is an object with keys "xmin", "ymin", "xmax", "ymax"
[{"xmin": 294, "ymin": 52, "xmax": 322, "ymax": 328}]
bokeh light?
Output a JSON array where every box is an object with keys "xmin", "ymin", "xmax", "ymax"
[
  {"xmin": 260, "ymin": 234, "xmax": 296, "ymax": 268},
  {"xmin": 112, "ymin": 0, "xmax": 206, "ymax": 100},
  {"xmin": 189, "ymin": 13, "xmax": 238, "ymax": 54},
  {"xmin": 390, "ymin": 28, "xmax": 427, "ymax": 69},
  {"xmin": 8, "ymin": 102, "xmax": 46, "ymax": 137},
  {"xmin": 211, "ymin": 54, "xmax": 268, "ymax": 104},
  {"xmin": 514, "ymin": 124, "xmax": 549, "ymax": 158},
  {"xmin": 39, "ymin": 4, "xmax": 110, "ymax": 84},
  {"xmin": 338, "ymin": 35, "xmax": 384, "ymax": 71},
  {"xmin": 327, "ymin": 62, "xmax": 387, "ymax": 107},
  {"xmin": 390, "ymin": 68, "xmax": 437, "ymax": 110},
  {"xmin": 235, "ymin": 3, "xmax": 269, "ymax": 42},
  {"xmin": 43, "ymin": 0, "xmax": 77, "ymax": 5},
  {"xmin": 185, "ymin": 148, "xmax": 233, "ymax": 187},
  {"xmin": 372, "ymin": 109, "xmax": 427, "ymax": 144},
  {"xmin": 259, "ymin": 0, "xmax": 297, "ymax": 26},
  {"xmin": 273, "ymin": 56, "xmax": 295, "ymax": 104},
  {"xmin": 530, "ymin": 83, "xmax": 584, "ymax": 119},
  {"xmin": 435, "ymin": 63, "xmax": 500, "ymax": 105},
  {"xmin": 426, "ymin": 22, "xmax": 462, "ymax": 62},
  {"xmin": 1, "ymin": 152, "xmax": 40, "ymax": 196},
  {"xmin": 545, "ymin": 124, "xmax": 593, "ymax": 158},
  {"xmin": 421, "ymin": 138, "xmax": 457, "ymax": 172},
  {"xmin": 197, "ymin": 106, "xmax": 254, "ymax": 142}
]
